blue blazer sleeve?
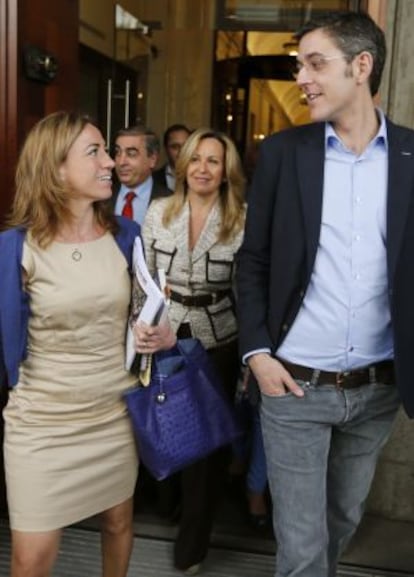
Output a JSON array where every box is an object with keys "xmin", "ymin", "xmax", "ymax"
[
  {"xmin": 114, "ymin": 216, "xmax": 141, "ymax": 272},
  {"xmin": 0, "ymin": 323, "xmax": 6, "ymax": 389},
  {"xmin": 0, "ymin": 227, "xmax": 28, "ymax": 388}
]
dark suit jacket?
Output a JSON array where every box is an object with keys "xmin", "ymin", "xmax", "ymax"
[
  {"xmin": 152, "ymin": 165, "xmax": 170, "ymax": 191},
  {"xmin": 236, "ymin": 119, "xmax": 414, "ymax": 417},
  {"xmin": 111, "ymin": 177, "xmax": 171, "ymax": 218}
]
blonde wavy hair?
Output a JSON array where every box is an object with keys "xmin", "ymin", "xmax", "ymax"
[
  {"xmin": 6, "ymin": 110, "xmax": 116, "ymax": 247},
  {"xmin": 162, "ymin": 128, "xmax": 246, "ymax": 242}
]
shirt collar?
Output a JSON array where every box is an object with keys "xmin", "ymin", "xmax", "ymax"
[
  {"xmin": 120, "ymin": 175, "xmax": 153, "ymax": 198},
  {"xmin": 166, "ymin": 164, "xmax": 175, "ymax": 177},
  {"xmin": 325, "ymin": 108, "xmax": 388, "ymax": 153}
]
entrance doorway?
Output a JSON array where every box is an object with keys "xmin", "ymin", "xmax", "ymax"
[{"xmin": 79, "ymin": 44, "xmax": 138, "ymax": 149}]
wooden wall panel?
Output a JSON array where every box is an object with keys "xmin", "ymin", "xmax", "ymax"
[
  {"xmin": 0, "ymin": 0, "xmax": 18, "ymax": 224},
  {"xmin": 0, "ymin": 0, "xmax": 79, "ymax": 224}
]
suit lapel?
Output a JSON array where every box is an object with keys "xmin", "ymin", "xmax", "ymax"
[
  {"xmin": 296, "ymin": 125, "xmax": 325, "ymax": 274},
  {"xmin": 111, "ymin": 182, "xmax": 120, "ymax": 209},
  {"xmin": 192, "ymin": 201, "xmax": 221, "ymax": 262},
  {"xmin": 151, "ymin": 180, "xmax": 171, "ymax": 201},
  {"xmin": 386, "ymin": 121, "xmax": 414, "ymax": 282},
  {"xmin": 169, "ymin": 201, "xmax": 190, "ymax": 253},
  {"xmin": 168, "ymin": 200, "xmax": 220, "ymax": 263}
]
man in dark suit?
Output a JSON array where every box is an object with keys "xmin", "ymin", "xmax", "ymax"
[
  {"xmin": 152, "ymin": 123, "xmax": 191, "ymax": 192},
  {"xmin": 113, "ymin": 125, "xmax": 171, "ymax": 226},
  {"xmin": 237, "ymin": 11, "xmax": 413, "ymax": 577}
]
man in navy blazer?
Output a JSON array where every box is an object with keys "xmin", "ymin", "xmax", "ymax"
[
  {"xmin": 237, "ymin": 11, "xmax": 413, "ymax": 577},
  {"xmin": 152, "ymin": 123, "xmax": 191, "ymax": 192},
  {"xmin": 112, "ymin": 125, "xmax": 171, "ymax": 226}
]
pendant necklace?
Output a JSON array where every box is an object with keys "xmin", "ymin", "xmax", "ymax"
[{"xmin": 72, "ymin": 248, "xmax": 82, "ymax": 262}]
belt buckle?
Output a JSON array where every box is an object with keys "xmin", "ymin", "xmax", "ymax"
[
  {"xmin": 182, "ymin": 294, "xmax": 191, "ymax": 306},
  {"xmin": 336, "ymin": 371, "xmax": 349, "ymax": 388}
]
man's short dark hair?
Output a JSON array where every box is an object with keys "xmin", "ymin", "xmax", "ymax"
[
  {"xmin": 295, "ymin": 11, "xmax": 386, "ymax": 96},
  {"xmin": 115, "ymin": 125, "xmax": 160, "ymax": 156},
  {"xmin": 163, "ymin": 123, "xmax": 191, "ymax": 148}
]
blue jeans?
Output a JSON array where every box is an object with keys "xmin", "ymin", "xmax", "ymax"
[
  {"xmin": 246, "ymin": 407, "xmax": 268, "ymax": 494},
  {"xmin": 260, "ymin": 380, "xmax": 400, "ymax": 577},
  {"xmin": 232, "ymin": 397, "xmax": 268, "ymax": 493}
]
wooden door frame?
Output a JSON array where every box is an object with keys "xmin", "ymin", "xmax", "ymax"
[{"xmin": 0, "ymin": 0, "xmax": 18, "ymax": 223}]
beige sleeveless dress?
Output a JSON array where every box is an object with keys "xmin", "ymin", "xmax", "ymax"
[{"xmin": 3, "ymin": 233, "xmax": 139, "ymax": 531}]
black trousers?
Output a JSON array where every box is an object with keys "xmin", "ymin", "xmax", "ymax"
[{"xmin": 174, "ymin": 338, "xmax": 239, "ymax": 570}]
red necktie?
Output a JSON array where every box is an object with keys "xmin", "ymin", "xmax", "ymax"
[{"xmin": 122, "ymin": 191, "xmax": 136, "ymax": 219}]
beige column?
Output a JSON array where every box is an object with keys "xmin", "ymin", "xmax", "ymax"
[
  {"xmin": 146, "ymin": 0, "xmax": 215, "ymax": 137},
  {"xmin": 366, "ymin": 0, "xmax": 414, "ymax": 522},
  {"xmin": 381, "ymin": 0, "xmax": 414, "ymax": 126}
]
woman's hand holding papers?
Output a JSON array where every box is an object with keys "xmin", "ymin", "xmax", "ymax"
[{"xmin": 134, "ymin": 317, "xmax": 177, "ymax": 354}]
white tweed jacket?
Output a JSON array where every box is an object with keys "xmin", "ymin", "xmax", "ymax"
[{"xmin": 141, "ymin": 196, "xmax": 245, "ymax": 350}]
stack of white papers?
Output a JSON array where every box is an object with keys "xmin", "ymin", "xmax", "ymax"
[{"xmin": 125, "ymin": 236, "xmax": 167, "ymax": 371}]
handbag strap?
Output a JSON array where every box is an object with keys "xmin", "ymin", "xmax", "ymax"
[
  {"xmin": 153, "ymin": 338, "xmax": 199, "ymax": 375},
  {"xmin": 175, "ymin": 338, "xmax": 203, "ymax": 368}
]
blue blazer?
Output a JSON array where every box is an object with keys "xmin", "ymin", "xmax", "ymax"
[
  {"xmin": 0, "ymin": 216, "xmax": 140, "ymax": 389},
  {"xmin": 237, "ymin": 118, "xmax": 414, "ymax": 417}
]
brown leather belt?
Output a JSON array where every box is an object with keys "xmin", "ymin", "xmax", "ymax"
[
  {"xmin": 280, "ymin": 359, "xmax": 395, "ymax": 389},
  {"xmin": 169, "ymin": 289, "xmax": 232, "ymax": 308}
]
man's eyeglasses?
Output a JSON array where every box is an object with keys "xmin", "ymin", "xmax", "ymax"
[{"xmin": 293, "ymin": 54, "xmax": 349, "ymax": 79}]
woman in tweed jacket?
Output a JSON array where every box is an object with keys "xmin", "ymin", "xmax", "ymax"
[{"xmin": 135, "ymin": 127, "xmax": 246, "ymax": 575}]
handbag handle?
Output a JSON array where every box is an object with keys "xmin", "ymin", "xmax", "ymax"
[
  {"xmin": 152, "ymin": 338, "xmax": 213, "ymax": 388},
  {"xmin": 151, "ymin": 339, "xmax": 197, "ymax": 405},
  {"xmin": 153, "ymin": 338, "xmax": 196, "ymax": 372}
]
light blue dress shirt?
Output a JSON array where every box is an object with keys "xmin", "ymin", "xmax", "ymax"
[
  {"xmin": 115, "ymin": 176, "xmax": 153, "ymax": 226},
  {"xmin": 277, "ymin": 111, "xmax": 393, "ymax": 371}
]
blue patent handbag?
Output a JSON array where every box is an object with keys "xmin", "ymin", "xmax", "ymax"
[{"xmin": 123, "ymin": 338, "xmax": 241, "ymax": 480}]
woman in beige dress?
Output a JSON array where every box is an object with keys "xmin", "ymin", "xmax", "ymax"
[{"xmin": 0, "ymin": 111, "xmax": 175, "ymax": 577}]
